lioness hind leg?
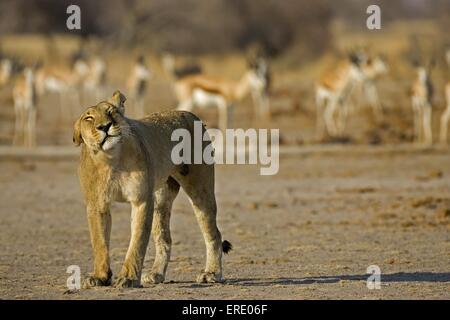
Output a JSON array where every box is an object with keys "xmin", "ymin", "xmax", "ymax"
[
  {"xmin": 142, "ymin": 177, "xmax": 180, "ymax": 284},
  {"xmin": 178, "ymin": 165, "xmax": 225, "ymax": 283},
  {"xmin": 192, "ymin": 196, "xmax": 224, "ymax": 284}
]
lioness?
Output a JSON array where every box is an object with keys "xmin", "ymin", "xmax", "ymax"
[{"xmin": 73, "ymin": 90, "xmax": 232, "ymax": 288}]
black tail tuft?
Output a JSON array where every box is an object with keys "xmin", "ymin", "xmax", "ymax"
[{"xmin": 222, "ymin": 240, "xmax": 232, "ymax": 254}]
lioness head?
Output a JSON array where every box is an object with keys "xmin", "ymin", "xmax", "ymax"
[{"xmin": 73, "ymin": 90, "xmax": 128, "ymax": 152}]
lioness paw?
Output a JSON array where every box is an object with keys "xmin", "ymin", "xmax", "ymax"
[
  {"xmin": 196, "ymin": 271, "xmax": 223, "ymax": 284},
  {"xmin": 113, "ymin": 277, "xmax": 142, "ymax": 288},
  {"xmin": 142, "ymin": 272, "xmax": 165, "ymax": 284},
  {"xmin": 82, "ymin": 275, "xmax": 111, "ymax": 289}
]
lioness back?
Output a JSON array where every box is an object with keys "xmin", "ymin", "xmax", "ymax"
[
  {"xmin": 139, "ymin": 110, "xmax": 201, "ymax": 136},
  {"xmin": 127, "ymin": 110, "xmax": 209, "ymax": 179},
  {"xmin": 133, "ymin": 110, "xmax": 205, "ymax": 152}
]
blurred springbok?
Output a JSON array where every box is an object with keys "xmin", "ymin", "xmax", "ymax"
[
  {"xmin": 315, "ymin": 52, "xmax": 365, "ymax": 138},
  {"xmin": 12, "ymin": 67, "xmax": 37, "ymax": 147},
  {"xmin": 0, "ymin": 58, "xmax": 13, "ymax": 87},
  {"xmin": 35, "ymin": 62, "xmax": 81, "ymax": 122},
  {"xmin": 358, "ymin": 55, "xmax": 388, "ymax": 119},
  {"xmin": 247, "ymin": 56, "xmax": 271, "ymax": 119},
  {"xmin": 439, "ymin": 49, "xmax": 450, "ymax": 144},
  {"xmin": 83, "ymin": 56, "xmax": 107, "ymax": 101},
  {"xmin": 174, "ymin": 58, "xmax": 270, "ymax": 131},
  {"xmin": 126, "ymin": 55, "xmax": 151, "ymax": 118},
  {"xmin": 162, "ymin": 53, "xmax": 202, "ymax": 80},
  {"xmin": 411, "ymin": 61, "xmax": 434, "ymax": 146}
]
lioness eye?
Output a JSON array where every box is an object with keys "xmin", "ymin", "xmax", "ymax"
[{"xmin": 84, "ymin": 116, "xmax": 94, "ymax": 121}]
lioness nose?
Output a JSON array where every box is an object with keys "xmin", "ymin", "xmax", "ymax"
[{"xmin": 97, "ymin": 122, "xmax": 112, "ymax": 133}]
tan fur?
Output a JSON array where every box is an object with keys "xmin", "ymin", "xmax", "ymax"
[
  {"xmin": 439, "ymin": 82, "xmax": 450, "ymax": 143},
  {"xmin": 358, "ymin": 56, "xmax": 388, "ymax": 119},
  {"xmin": 75, "ymin": 91, "xmax": 228, "ymax": 288},
  {"xmin": 411, "ymin": 67, "xmax": 433, "ymax": 145},
  {"xmin": 0, "ymin": 59, "xmax": 12, "ymax": 87},
  {"xmin": 319, "ymin": 61, "xmax": 355, "ymax": 92},
  {"xmin": 360, "ymin": 57, "xmax": 387, "ymax": 81},
  {"xmin": 12, "ymin": 68, "xmax": 37, "ymax": 147}
]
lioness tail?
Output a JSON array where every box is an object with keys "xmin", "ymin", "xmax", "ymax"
[{"xmin": 222, "ymin": 240, "xmax": 232, "ymax": 254}]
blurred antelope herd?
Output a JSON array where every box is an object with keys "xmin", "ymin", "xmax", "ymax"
[
  {"xmin": 1, "ymin": 37, "xmax": 450, "ymax": 148},
  {"xmin": 315, "ymin": 47, "xmax": 450, "ymax": 146}
]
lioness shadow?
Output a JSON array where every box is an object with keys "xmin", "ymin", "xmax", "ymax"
[{"xmin": 223, "ymin": 272, "xmax": 450, "ymax": 287}]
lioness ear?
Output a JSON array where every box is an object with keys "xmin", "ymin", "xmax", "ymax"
[
  {"xmin": 73, "ymin": 117, "xmax": 83, "ymax": 146},
  {"xmin": 108, "ymin": 90, "xmax": 126, "ymax": 115}
]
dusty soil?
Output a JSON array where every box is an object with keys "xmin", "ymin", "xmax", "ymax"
[{"xmin": 0, "ymin": 146, "xmax": 449, "ymax": 300}]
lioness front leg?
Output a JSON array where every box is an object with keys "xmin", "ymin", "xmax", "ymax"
[
  {"xmin": 114, "ymin": 199, "xmax": 153, "ymax": 288},
  {"xmin": 142, "ymin": 178, "xmax": 180, "ymax": 284},
  {"xmin": 83, "ymin": 206, "xmax": 112, "ymax": 288}
]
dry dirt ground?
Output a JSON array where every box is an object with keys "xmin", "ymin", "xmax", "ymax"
[{"xmin": 0, "ymin": 146, "xmax": 449, "ymax": 300}]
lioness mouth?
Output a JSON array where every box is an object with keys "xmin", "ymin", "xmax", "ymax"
[{"xmin": 100, "ymin": 134, "xmax": 120, "ymax": 147}]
